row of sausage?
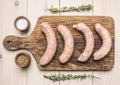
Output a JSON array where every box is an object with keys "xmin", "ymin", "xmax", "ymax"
[{"xmin": 39, "ymin": 22, "xmax": 112, "ymax": 66}]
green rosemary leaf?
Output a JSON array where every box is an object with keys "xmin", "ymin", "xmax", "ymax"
[
  {"xmin": 88, "ymin": 74, "xmax": 101, "ymax": 79},
  {"xmin": 43, "ymin": 74, "xmax": 100, "ymax": 82},
  {"xmin": 48, "ymin": 5, "xmax": 59, "ymax": 13},
  {"xmin": 48, "ymin": 4, "xmax": 93, "ymax": 13}
]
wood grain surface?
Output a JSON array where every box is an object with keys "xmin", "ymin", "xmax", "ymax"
[{"xmin": 3, "ymin": 16, "xmax": 114, "ymax": 71}]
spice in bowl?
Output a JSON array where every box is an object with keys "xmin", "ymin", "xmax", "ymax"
[{"xmin": 15, "ymin": 52, "xmax": 31, "ymax": 68}]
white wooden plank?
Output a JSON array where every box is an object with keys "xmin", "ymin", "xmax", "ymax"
[
  {"xmin": 0, "ymin": 50, "xmax": 2, "ymax": 85},
  {"xmin": 93, "ymin": 0, "xmax": 120, "ymax": 85},
  {"xmin": 59, "ymin": 0, "xmax": 93, "ymax": 85},
  {"xmin": 26, "ymin": 0, "xmax": 59, "ymax": 85},
  {"xmin": 93, "ymin": 0, "xmax": 108, "ymax": 16},
  {"xmin": 0, "ymin": 5, "xmax": 3, "ymax": 85},
  {"xmin": 0, "ymin": 0, "xmax": 27, "ymax": 85}
]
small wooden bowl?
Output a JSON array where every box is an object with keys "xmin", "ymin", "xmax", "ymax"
[
  {"xmin": 14, "ymin": 16, "xmax": 30, "ymax": 32},
  {"xmin": 15, "ymin": 52, "xmax": 31, "ymax": 68}
]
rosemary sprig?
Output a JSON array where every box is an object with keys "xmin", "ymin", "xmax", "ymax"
[
  {"xmin": 48, "ymin": 4, "xmax": 93, "ymax": 13},
  {"xmin": 43, "ymin": 74, "xmax": 100, "ymax": 82}
]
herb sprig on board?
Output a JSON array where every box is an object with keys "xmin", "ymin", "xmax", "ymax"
[
  {"xmin": 44, "ymin": 74, "xmax": 100, "ymax": 82},
  {"xmin": 48, "ymin": 4, "xmax": 93, "ymax": 13}
]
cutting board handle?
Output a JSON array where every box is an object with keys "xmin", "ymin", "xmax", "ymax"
[{"xmin": 3, "ymin": 35, "xmax": 26, "ymax": 51}]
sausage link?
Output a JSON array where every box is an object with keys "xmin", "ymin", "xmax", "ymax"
[
  {"xmin": 40, "ymin": 22, "xmax": 57, "ymax": 66},
  {"xmin": 57, "ymin": 25, "xmax": 74, "ymax": 64},
  {"xmin": 73, "ymin": 23, "xmax": 94, "ymax": 62},
  {"xmin": 93, "ymin": 23, "xmax": 112, "ymax": 60}
]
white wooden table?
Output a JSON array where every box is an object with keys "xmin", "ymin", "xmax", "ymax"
[{"xmin": 0, "ymin": 0, "xmax": 120, "ymax": 85}]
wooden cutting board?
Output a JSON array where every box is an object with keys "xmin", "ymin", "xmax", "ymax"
[{"xmin": 3, "ymin": 16, "xmax": 114, "ymax": 71}]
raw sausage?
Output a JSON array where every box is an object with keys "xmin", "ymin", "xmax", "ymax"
[
  {"xmin": 40, "ymin": 22, "xmax": 57, "ymax": 66},
  {"xmin": 57, "ymin": 25, "xmax": 74, "ymax": 64},
  {"xmin": 73, "ymin": 23, "xmax": 94, "ymax": 62},
  {"xmin": 93, "ymin": 23, "xmax": 112, "ymax": 60}
]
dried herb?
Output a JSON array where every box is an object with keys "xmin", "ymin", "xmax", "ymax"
[
  {"xmin": 43, "ymin": 74, "xmax": 100, "ymax": 82},
  {"xmin": 48, "ymin": 4, "xmax": 93, "ymax": 13}
]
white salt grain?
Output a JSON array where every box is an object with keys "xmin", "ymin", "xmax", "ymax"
[{"xmin": 16, "ymin": 19, "xmax": 28, "ymax": 31}]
